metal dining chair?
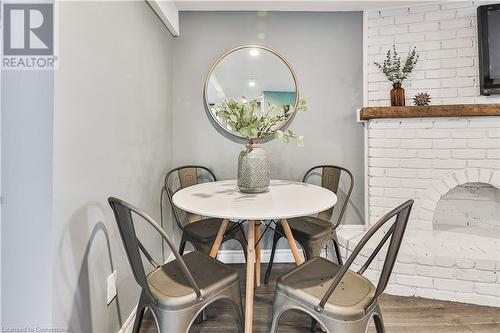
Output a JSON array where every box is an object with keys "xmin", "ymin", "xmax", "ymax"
[
  {"xmin": 270, "ymin": 199, "xmax": 414, "ymax": 333},
  {"xmin": 163, "ymin": 165, "xmax": 247, "ymax": 258},
  {"xmin": 264, "ymin": 165, "xmax": 354, "ymax": 284},
  {"xmin": 108, "ymin": 197, "xmax": 244, "ymax": 333}
]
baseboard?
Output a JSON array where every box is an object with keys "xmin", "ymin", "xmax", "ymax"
[
  {"xmin": 118, "ymin": 305, "xmax": 136, "ymax": 333},
  {"xmin": 217, "ymin": 248, "xmax": 303, "ymax": 264}
]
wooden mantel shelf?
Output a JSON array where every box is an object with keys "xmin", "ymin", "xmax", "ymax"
[{"xmin": 360, "ymin": 104, "xmax": 500, "ymax": 120}]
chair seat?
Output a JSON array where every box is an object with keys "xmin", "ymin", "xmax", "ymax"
[
  {"xmin": 276, "ymin": 257, "xmax": 376, "ymax": 320},
  {"xmin": 183, "ymin": 218, "xmax": 239, "ymax": 244},
  {"xmin": 147, "ymin": 251, "xmax": 239, "ymax": 310},
  {"xmin": 276, "ymin": 216, "xmax": 334, "ymax": 241}
]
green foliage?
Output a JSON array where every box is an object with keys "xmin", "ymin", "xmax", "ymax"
[
  {"xmin": 215, "ymin": 98, "xmax": 307, "ymax": 146},
  {"xmin": 374, "ymin": 45, "xmax": 419, "ymax": 85}
]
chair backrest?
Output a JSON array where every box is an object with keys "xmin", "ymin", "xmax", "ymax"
[
  {"xmin": 317, "ymin": 200, "xmax": 413, "ymax": 312},
  {"xmin": 370, "ymin": 200, "xmax": 413, "ymax": 298},
  {"xmin": 108, "ymin": 197, "xmax": 202, "ymax": 300},
  {"xmin": 164, "ymin": 166, "xmax": 217, "ymax": 229},
  {"xmin": 302, "ymin": 165, "xmax": 354, "ymax": 228}
]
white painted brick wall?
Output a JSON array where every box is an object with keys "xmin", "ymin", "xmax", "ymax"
[
  {"xmin": 366, "ymin": 1, "xmax": 500, "ymax": 106},
  {"xmin": 338, "ymin": 228, "xmax": 500, "ymax": 307},
  {"xmin": 367, "ymin": 117, "xmax": 500, "ymax": 230},
  {"xmin": 360, "ymin": 0, "xmax": 500, "ymax": 310},
  {"xmin": 363, "ymin": 117, "xmax": 499, "ymax": 307}
]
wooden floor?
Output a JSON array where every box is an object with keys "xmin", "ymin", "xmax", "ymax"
[{"xmin": 139, "ymin": 263, "xmax": 500, "ymax": 332}]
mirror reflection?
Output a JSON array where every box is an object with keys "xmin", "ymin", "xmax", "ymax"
[{"xmin": 205, "ymin": 46, "xmax": 299, "ymax": 140}]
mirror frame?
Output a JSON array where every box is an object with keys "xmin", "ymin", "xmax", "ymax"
[{"xmin": 203, "ymin": 44, "xmax": 300, "ymax": 143}]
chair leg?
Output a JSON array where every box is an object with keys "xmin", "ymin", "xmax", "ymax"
[
  {"xmin": 153, "ymin": 304, "xmax": 201, "ymax": 333},
  {"xmin": 236, "ymin": 302, "xmax": 244, "ymax": 332},
  {"xmin": 179, "ymin": 235, "xmax": 187, "ymax": 256},
  {"xmin": 372, "ymin": 303, "xmax": 386, "ymax": 333},
  {"xmin": 224, "ymin": 282, "xmax": 245, "ymax": 332},
  {"xmin": 301, "ymin": 240, "xmax": 325, "ymax": 333},
  {"xmin": 302, "ymin": 240, "xmax": 321, "ymax": 333},
  {"xmin": 264, "ymin": 232, "xmax": 281, "ymax": 284},
  {"xmin": 373, "ymin": 315, "xmax": 385, "ymax": 333},
  {"xmin": 303, "ymin": 242, "xmax": 322, "ymax": 261},
  {"xmin": 233, "ymin": 297, "xmax": 245, "ymax": 333},
  {"xmin": 132, "ymin": 306, "xmax": 146, "ymax": 333},
  {"xmin": 331, "ymin": 234, "xmax": 343, "ymax": 265},
  {"xmin": 132, "ymin": 293, "xmax": 148, "ymax": 333},
  {"xmin": 310, "ymin": 317, "xmax": 317, "ymax": 332},
  {"xmin": 270, "ymin": 310, "xmax": 283, "ymax": 333},
  {"xmin": 234, "ymin": 240, "xmax": 248, "ymax": 263},
  {"xmin": 270, "ymin": 305, "xmax": 288, "ymax": 333},
  {"xmin": 333, "ymin": 241, "xmax": 343, "ymax": 266},
  {"xmin": 316, "ymin": 312, "xmax": 373, "ymax": 333},
  {"xmin": 270, "ymin": 291, "xmax": 295, "ymax": 333},
  {"xmin": 194, "ymin": 309, "xmax": 207, "ymax": 324},
  {"xmin": 310, "ymin": 318, "xmax": 328, "ymax": 332}
]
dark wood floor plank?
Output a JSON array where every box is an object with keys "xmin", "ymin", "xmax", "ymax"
[{"xmin": 139, "ymin": 263, "xmax": 500, "ymax": 332}]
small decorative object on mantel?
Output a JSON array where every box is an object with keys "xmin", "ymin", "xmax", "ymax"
[
  {"xmin": 215, "ymin": 98, "xmax": 307, "ymax": 193},
  {"xmin": 413, "ymin": 92, "xmax": 431, "ymax": 106},
  {"xmin": 374, "ymin": 45, "xmax": 419, "ymax": 107}
]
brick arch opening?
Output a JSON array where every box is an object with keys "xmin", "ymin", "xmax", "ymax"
[{"xmin": 415, "ymin": 168, "xmax": 500, "ymax": 230}]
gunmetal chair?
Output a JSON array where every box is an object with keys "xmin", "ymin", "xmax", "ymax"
[
  {"xmin": 108, "ymin": 197, "xmax": 244, "ymax": 333},
  {"xmin": 163, "ymin": 166, "xmax": 247, "ymax": 258},
  {"xmin": 264, "ymin": 165, "xmax": 354, "ymax": 284},
  {"xmin": 270, "ymin": 200, "xmax": 414, "ymax": 333}
]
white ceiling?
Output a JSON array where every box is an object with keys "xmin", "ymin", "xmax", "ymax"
[
  {"xmin": 150, "ymin": 0, "xmax": 431, "ymax": 36},
  {"xmin": 174, "ymin": 0, "xmax": 429, "ymax": 12}
]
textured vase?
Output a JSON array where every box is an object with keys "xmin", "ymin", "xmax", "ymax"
[
  {"xmin": 390, "ymin": 83, "xmax": 405, "ymax": 106},
  {"xmin": 237, "ymin": 144, "xmax": 270, "ymax": 193}
]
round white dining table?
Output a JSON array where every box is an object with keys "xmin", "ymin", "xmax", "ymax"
[{"xmin": 172, "ymin": 179, "xmax": 337, "ymax": 333}]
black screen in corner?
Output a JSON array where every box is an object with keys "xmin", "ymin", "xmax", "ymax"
[{"xmin": 487, "ymin": 8, "xmax": 500, "ymax": 81}]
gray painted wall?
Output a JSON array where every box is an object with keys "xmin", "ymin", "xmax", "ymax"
[
  {"xmin": 173, "ymin": 12, "xmax": 364, "ymax": 249},
  {"xmin": 1, "ymin": 70, "xmax": 54, "ymax": 328},
  {"xmin": 1, "ymin": 8, "xmax": 363, "ymax": 329},
  {"xmin": 53, "ymin": 2, "xmax": 174, "ymax": 331}
]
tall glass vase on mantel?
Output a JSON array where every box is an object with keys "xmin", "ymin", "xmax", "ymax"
[
  {"xmin": 391, "ymin": 83, "xmax": 405, "ymax": 106},
  {"xmin": 373, "ymin": 45, "xmax": 419, "ymax": 107},
  {"xmin": 237, "ymin": 143, "xmax": 270, "ymax": 193}
]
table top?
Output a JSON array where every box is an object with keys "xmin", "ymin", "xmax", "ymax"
[{"xmin": 172, "ymin": 179, "xmax": 338, "ymax": 220}]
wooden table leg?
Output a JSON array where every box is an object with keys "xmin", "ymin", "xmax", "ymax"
[
  {"xmin": 245, "ymin": 221, "xmax": 256, "ymax": 333},
  {"xmin": 254, "ymin": 223, "xmax": 261, "ymax": 288},
  {"xmin": 209, "ymin": 218, "xmax": 230, "ymax": 258},
  {"xmin": 280, "ymin": 218, "xmax": 304, "ymax": 265}
]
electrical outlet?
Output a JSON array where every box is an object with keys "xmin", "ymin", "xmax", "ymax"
[{"xmin": 107, "ymin": 270, "xmax": 117, "ymax": 305}]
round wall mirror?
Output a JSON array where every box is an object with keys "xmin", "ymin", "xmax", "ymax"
[{"xmin": 204, "ymin": 45, "xmax": 300, "ymax": 142}]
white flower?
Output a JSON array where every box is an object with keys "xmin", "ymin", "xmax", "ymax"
[{"xmin": 297, "ymin": 136, "xmax": 304, "ymax": 147}]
